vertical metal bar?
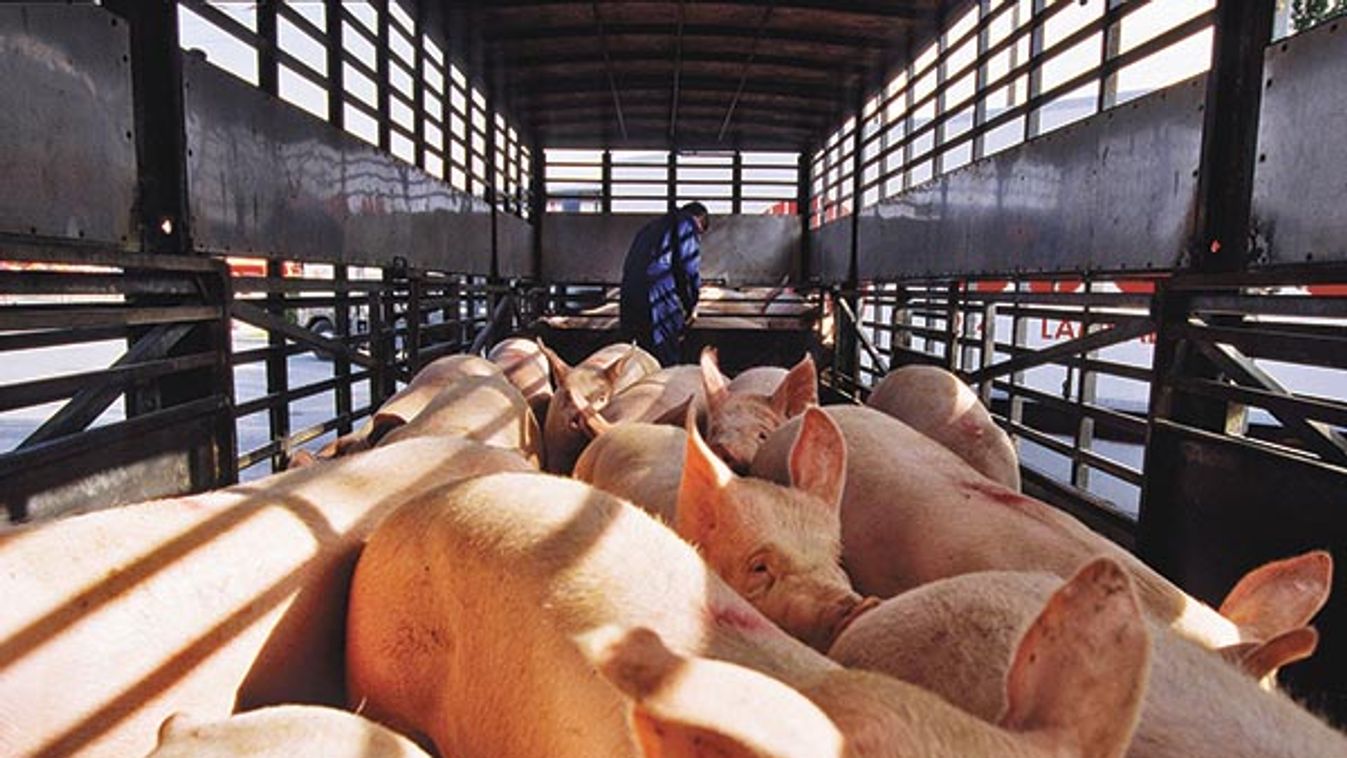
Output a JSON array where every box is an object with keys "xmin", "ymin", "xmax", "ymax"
[
  {"xmin": 1100, "ymin": 0, "xmax": 1124, "ymax": 111},
  {"xmin": 258, "ymin": 0, "xmax": 279, "ymax": 97},
  {"xmin": 1025, "ymin": 0, "xmax": 1047, "ymax": 140},
  {"xmin": 943, "ymin": 281, "xmax": 959, "ymax": 370},
  {"xmin": 1192, "ymin": 0, "xmax": 1276, "ymax": 274},
  {"xmin": 602, "ymin": 149, "xmax": 613, "ymax": 214},
  {"xmin": 1138, "ymin": 0, "xmax": 1277, "ymax": 576},
  {"xmin": 1009, "ymin": 280, "xmax": 1028, "ymax": 434},
  {"xmin": 667, "ymin": 151, "xmax": 677, "ymax": 212},
  {"xmin": 979, "ymin": 300, "xmax": 996, "ymax": 405},
  {"xmin": 933, "ymin": 11, "xmax": 949, "ymax": 177},
  {"xmin": 412, "ymin": 0, "xmax": 427, "ymax": 170},
  {"xmin": 106, "ymin": 0, "xmax": 234, "ymax": 489},
  {"xmin": 1072, "ymin": 276, "xmax": 1098, "ymax": 490},
  {"xmin": 325, "ymin": 0, "xmax": 345, "ymax": 129},
  {"xmin": 901, "ymin": 48, "xmax": 917, "ymax": 191},
  {"xmin": 972, "ymin": 0, "xmax": 991, "ymax": 161},
  {"xmin": 265, "ymin": 258, "xmax": 290, "ymax": 472},
  {"xmin": 530, "ymin": 143, "xmax": 545, "ymax": 283},
  {"xmin": 367, "ymin": 287, "xmax": 388, "ymax": 408},
  {"xmin": 407, "ymin": 269, "xmax": 423, "ymax": 374},
  {"xmin": 375, "ymin": 0, "xmax": 391, "ymax": 152},
  {"xmin": 731, "ymin": 151, "xmax": 743, "ymax": 215},
  {"xmin": 333, "ymin": 264, "xmax": 353, "ymax": 436},
  {"xmin": 796, "ymin": 151, "xmax": 811, "ymax": 283}
]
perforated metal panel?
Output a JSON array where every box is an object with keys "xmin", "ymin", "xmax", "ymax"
[
  {"xmin": 184, "ymin": 55, "xmax": 493, "ymax": 271},
  {"xmin": 854, "ymin": 75, "xmax": 1207, "ymax": 279},
  {"xmin": 0, "ymin": 5, "xmax": 137, "ymax": 245},
  {"xmin": 1252, "ymin": 21, "xmax": 1347, "ymax": 266}
]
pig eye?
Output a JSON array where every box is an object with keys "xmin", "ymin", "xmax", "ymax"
[{"xmin": 757, "ymin": 431, "xmax": 769, "ymax": 442}]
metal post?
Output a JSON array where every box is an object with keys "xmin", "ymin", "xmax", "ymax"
[
  {"xmin": 258, "ymin": 0, "xmax": 278, "ymax": 97},
  {"xmin": 375, "ymin": 0, "xmax": 391, "ymax": 153},
  {"xmin": 667, "ymin": 151, "xmax": 677, "ymax": 212},
  {"xmin": 731, "ymin": 151, "xmax": 743, "ymax": 214},
  {"xmin": 264, "ymin": 258, "xmax": 290, "ymax": 472},
  {"xmin": 1137, "ymin": 0, "xmax": 1276, "ymax": 576},
  {"xmin": 325, "ymin": 0, "xmax": 345, "ymax": 128},
  {"xmin": 105, "ymin": 0, "xmax": 234, "ymax": 489},
  {"xmin": 796, "ymin": 151, "xmax": 811, "ymax": 283},
  {"xmin": 1025, "ymin": 0, "xmax": 1047, "ymax": 140},
  {"xmin": 333, "ymin": 264, "xmax": 353, "ymax": 436},
  {"xmin": 601, "ymin": 149, "xmax": 613, "ymax": 214}
]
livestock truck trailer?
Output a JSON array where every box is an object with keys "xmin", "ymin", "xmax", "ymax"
[{"xmin": 1, "ymin": 0, "xmax": 1345, "ymax": 752}]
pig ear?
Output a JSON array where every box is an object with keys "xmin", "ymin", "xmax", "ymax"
[
  {"xmin": 787, "ymin": 408, "xmax": 846, "ymax": 510},
  {"xmin": 1225, "ymin": 626, "xmax": 1319, "ymax": 684},
  {"xmin": 648, "ymin": 395, "xmax": 695, "ymax": 428},
  {"xmin": 1000, "ymin": 557, "xmax": 1150, "ymax": 758},
  {"xmin": 578, "ymin": 626, "xmax": 844, "ymax": 758},
  {"xmin": 1219, "ymin": 550, "xmax": 1333, "ymax": 641},
  {"xmin": 536, "ymin": 338, "xmax": 571, "ymax": 385},
  {"xmin": 770, "ymin": 355, "xmax": 818, "ymax": 418},
  {"xmin": 677, "ymin": 404, "xmax": 735, "ymax": 541},
  {"xmin": 699, "ymin": 347, "xmax": 729, "ymax": 409},
  {"xmin": 605, "ymin": 344, "xmax": 640, "ymax": 385},
  {"xmin": 286, "ymin": 449, "xmax": 319, "ymax": 470},
  {"xmin": 157, "ymin": 712, "xmax": 199, "ymax": 742}
]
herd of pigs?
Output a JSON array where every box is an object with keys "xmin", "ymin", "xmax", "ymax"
[{"xmin": 0, "ymin": 336, "xmax": 1342, "ymax": 758}]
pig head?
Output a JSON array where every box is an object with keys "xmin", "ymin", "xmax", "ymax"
[
  {"xmin": 583, "ymin": 556, "xmax": 1151, "ymax": 758},
  {"xmin": 539, "ymin": 340, "xmax": 659, "ymax": 473},
  {"xmin": 702, "ymin": 348, "xmax": 817, "ymax": 474}
]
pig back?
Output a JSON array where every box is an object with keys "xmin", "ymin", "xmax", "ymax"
[
  {"xmin": 345, "ymin": 472, "xmax": 823, "ymax": 758},
  {"xmin": 866, "ymin": 365, "xmax": 1021, "ymax": 491},
  {"xmin": 379, "ymin": 371, "xmax": 542, "ymax": 466},
  {"xmin": 600, "ymin": 365, "xmax": 705, "ymax": 428},
  {"xmin": 750, "ymin": 405, "xmax": 1124, "ymax": 598},
  {"xmin": 488, "ymin": 337, "xmax": 554, "ymax": 423},
  {"xmin": 829, "ymin": 570, "xmax": 1347, "ymax": 758},
  {"xmin": 145, "ymin": 705, "xmax": 433, "ymax": 757},
  {"xmin": 572, "ymin": 422, "xmax": 686, "ymax": 523},
  {"xmin": 0, "ymin": 438, "xmax": 531, "ymax": 758}
]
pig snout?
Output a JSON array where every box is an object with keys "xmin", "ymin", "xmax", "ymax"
[
  {"xmin": 776, "ymin": 581, "xmax": 873, "ymax": 653},
  {"xmin": 830, "ymin": 595, "xmax": 882, "ymax": 646}
]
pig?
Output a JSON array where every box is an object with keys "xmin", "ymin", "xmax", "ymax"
[
  {"xmin": 578, "ymin": 364, "xmax": 708, "ymax": 437},
  {"xmin": 377, "ymin": 370, "xmax": 543, "ymax": 467},
  {"xmin": 573, "ymin": 407, "xmax": 875, "ymax": 651},
  {"xmin": 538, "ymin": 340, "xmax": 660, "ymax": 472},
  {"xmin": 828, "ymin": 564, "xmax": 1347, "ymax": 758},
  {"xmin": 750, "ymin": 405, "xmax": 1332, "ymax": 652},
  {"xmin": 583, "ymin": 556, "xmax": 1150, "ymax": 758},
  {"xmin": 145, "ymin": 705, "xmax": 431, "ymax": 758},
  {"xmin": 0, "ymin": 437, "xmax": 531, "ymax": 758},
  {"xmin": 487, "ymin": 336, "xmax": 554, "ymax": 424},
  {"xmin": 865, "ymin": 364, "xmax": 1020, "ymax": 490},
  {"xmin": 346, "ymin": 472, "xmax": 1149, "ymax": 758},
  {"xmin": 298, "ymin": 354, "xmax": 502, "ymax": 465},
  {"xmin": 702, "ymin": 349, "xmax": 818, "ymax": 473}
]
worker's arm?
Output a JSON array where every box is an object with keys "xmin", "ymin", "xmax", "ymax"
[{"xmin": 671, "ymin": 219, "xmax": 702, "ymax": 315}]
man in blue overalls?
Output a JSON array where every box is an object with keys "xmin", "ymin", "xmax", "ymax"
[{"xmin": 619, "ymin": 202, "xmax": 709, "ymax": 366}]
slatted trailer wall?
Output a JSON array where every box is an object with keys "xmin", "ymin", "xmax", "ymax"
[
  {"xmin": 0, "ymin": 0, "xmax": 534, "ymax": 519},
  {"xmin": 808, "ymin": 1, "xmax": 1347, "ymax": 716}
]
